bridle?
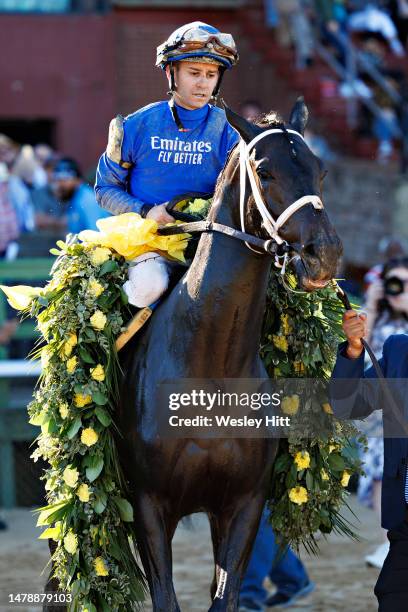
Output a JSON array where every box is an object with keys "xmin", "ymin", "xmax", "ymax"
[
  {"xmin": 238, "ymin": 128, "xmax": 323, "ymax": 272},
  {"xmin": 239, "ymin": 129, "xmax": 323, "ymax": 246},
  {"xmin": 160, "ymin": 126, "xmax": 324, "ymax": 274}
]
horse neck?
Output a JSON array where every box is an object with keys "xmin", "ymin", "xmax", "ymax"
[{"xmin": 180, "ymin": 175, "xmax": 272, "ymax": 371}]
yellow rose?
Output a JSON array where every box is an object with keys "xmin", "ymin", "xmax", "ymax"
[
  {"xmin": 289, "ymin": 486, "xmax": 308, "ymax": 505},
  {"xmin": 281, "ymin": 314, "xmax": 292, "ymax": 335},
  {"xmin": 66, "ymin": 356, "xmax": 77, "ymax": 374},
  {"xmin": 63, "ymin": 466, "xmax": 79, "ymax": 488},
  {"xmin": 81, "ymin": 428, "xmax": 99, "ymax": 447},
  {"xmin": 76, "ymin": 483, "xmax": 90, "ymax": 503},
  {"xmin": 90, "ymin": 364, "xmax": 105, "ymax": 382},
  {"xmin": 87, "ymin": 278, "xmax": 104, "ymax": 298},
  {"xmin": 322, "ymin": 402, "xmax": 333, "ymax": 415},
  {"xmin": 59, "ymin": 403, "xmax": 69, "ymax": 419},
  {"xmin": 63, "ymin": 531, "xmax": 78, "ymax": 554},
  {"xmin": 62, "ymin": 343, "xmax": 72, "ymax": 358},
  {"xmin": 94, "ymin": 556, "xmax": 109, "ymax": 577},
  {"xmin": 321, "ymin": 468, "xmax": 329, "ymax": 481},
  {"xmin": 74, "ymin": 393, "xmax": 92, "ymax": 408},
  {"xmin": 328, "ymin": 443, "xmax": 338, "ymax": 454},
  {"xmin": 281, "ymin": 394, "xmax": 300, "ymax": 416},
  {"xmin": 89, "ymin": 247, "xmax": 111, "ymax": 266},
  {"xmin": 341, "ymin": 470, "xmax": 351, "ymax": 487},
  {"xmin": 67, "ymin": 333, "xmax": 78, "ymax": 347},
  {"xmin": 273, "ymin": 334, "xmax": 288, "ymax": 353},
  {"xmin": 90, "ymin": 310, "xmax": 107, "ymax": 331},
  {"xmin": 294, "ymin": 451, "xmax": 310, "ymax": 471},
  {"xmin": 63, "ymin": 333, "xmax": 78, "ymax": 357}
]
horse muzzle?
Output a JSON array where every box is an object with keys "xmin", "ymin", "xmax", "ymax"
[{"xmin": 290, "ymin": 233, "xmax": 343, "ymax": 292}]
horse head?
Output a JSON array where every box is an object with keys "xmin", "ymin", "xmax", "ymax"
[{"xmin": 222, "ymin": 97, "xmax": 342, "ymax": 291}]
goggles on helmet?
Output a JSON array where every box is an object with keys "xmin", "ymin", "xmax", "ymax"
[
  {"xmin": 180, "ymin": 28, "xmax": 236, "ymax": 51},
  {"xmin": 157, "ymin": 23, "xmax": 238, "ymax": 69},
  {"xmin": 175, "ymin": 37, "xmax": 237, "ymax": 61}
]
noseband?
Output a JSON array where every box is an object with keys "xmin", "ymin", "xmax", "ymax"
[{"xmin": 160, "ymin": 127, "xmax": 324, "ymax": 272}]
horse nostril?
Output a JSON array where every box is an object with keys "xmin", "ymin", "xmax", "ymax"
[{"xmin": 302, "ymin": 242, "xmax": 318, "ymax": 259}]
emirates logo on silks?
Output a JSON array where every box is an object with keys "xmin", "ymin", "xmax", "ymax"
[{"xmin": 150, "ymin": 135, "xmax": 212, "ymax": 165}]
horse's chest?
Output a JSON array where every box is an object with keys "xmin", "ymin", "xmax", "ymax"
[{"xmin": 142, "ymin": 438, "xmax": 275, "ymax": 504}]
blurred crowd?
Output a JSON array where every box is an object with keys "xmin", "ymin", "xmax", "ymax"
[
  {"xmin": 0, "ymin": 135, "xmax": 111, "ymax": 353},
  {"xmin": 265, "ymin": 0, "xmax": 408, "ymax": 165},
  {"xmin": 0, "ymin": 134, "xmax": 107, "ymax": 262}
]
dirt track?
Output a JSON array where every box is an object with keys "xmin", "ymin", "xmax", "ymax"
[{"xmin": 0, "ymin": 496, "xmax": 380, "ymax": 612}]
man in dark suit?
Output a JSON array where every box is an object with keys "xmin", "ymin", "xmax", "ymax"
[{"xmin": 331, "ymin": 310, "xmax": 408, "ymax": 611}]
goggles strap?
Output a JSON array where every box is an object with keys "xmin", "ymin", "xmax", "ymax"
[
  {"xmin": 212, "ymin": 67, "xmax": 225, "ymax": 100},
  {"xmin": 167, "ymin": 65, "xmax": 189, "ymax": 132},
  {"xmin": 169, "ymin": 63, "xmax": 176, "ymax": 93},
  {"xmin": 169, "ymin": 98, "xmax": 189, "ymax": 132}
]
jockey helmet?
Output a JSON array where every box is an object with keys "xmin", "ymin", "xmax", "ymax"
[{"xmin": 156, "ymin": 22, "xmax": 239, "ymax": 71}]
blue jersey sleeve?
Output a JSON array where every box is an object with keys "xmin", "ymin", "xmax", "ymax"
[{"xmin": 95, "ymin": 116, "xmax": 146, "ymax": 216}]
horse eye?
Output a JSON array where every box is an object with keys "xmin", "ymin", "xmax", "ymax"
[{"xmin": 257, "ymin": 169, "xmax": 274, "ymax": 181}]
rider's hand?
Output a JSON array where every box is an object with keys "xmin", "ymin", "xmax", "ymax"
[
  {"xmin": 343, "ymin": 310, "xmax": 367, "ymax": 359},
  {"xmin": 146, "ymin": 203, "xmax": 175, "ymax": 225}
]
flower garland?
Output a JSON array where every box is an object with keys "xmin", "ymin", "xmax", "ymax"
[
  {"xmin": 0, "ymin": 201, "xmax": 364, "ymax": 609},
  {"xmin": 261, "ymin": 272, "xmax": 364, "ymax": 552},
  {"xmin": 25, "ymin": 241, "xmax": 147, "ymax": 611}
]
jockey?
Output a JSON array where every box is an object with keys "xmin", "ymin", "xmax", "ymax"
[{"xmin": 95, "ymin": 21, "xmax": 239, "ymax": 227}]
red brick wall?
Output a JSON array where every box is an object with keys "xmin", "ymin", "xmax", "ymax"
[
  {"xmin": 0, "ymin": 14, "xmax": 115, "ymax": 172},
  {"xmin": 0, "ymin": 6, "xmax": 294, "ymax": 171}
]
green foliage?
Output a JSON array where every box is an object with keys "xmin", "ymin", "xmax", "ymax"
[
  {"xmin": 27, "ymin": 239, "xmax": 146, "ymax": 611},
  {"xmin": 261, "ymin": 272, "xmax": 364, "ymax": 552}
]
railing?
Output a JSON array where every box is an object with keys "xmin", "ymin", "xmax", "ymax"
[
  {"xmin": 315, "ymin": 28, "xmax": 402, "ymax": 139},
  {"xmin": 0, "ymin": 362, "xmax": 41, "ymax": 508},
  {"xmin": 0, "ymin": 258, "xmax": 53, "ymax": 508}
]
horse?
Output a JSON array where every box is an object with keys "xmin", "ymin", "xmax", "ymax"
[
  {"xmin": 115, "ymin": 98, "xmax": 342, "ymax": 611},
  {"xmin": 44, "ymin": 98, "xmax": 342, "ymax": 611}
]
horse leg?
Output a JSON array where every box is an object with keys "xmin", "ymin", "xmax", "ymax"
[
  {"xmin": 207, "ymin": 493, "xmax": 266, "ymax": 612},
  {"xmin": 133, "ymin": 493, "xmax": 180, "ymax": 612},
  {"xmin": 210, "ymin": 514, "xmax": 221, "ymax": 600},
  {"xmin": 43, "ymin": 539, "xmax": 67, "ymax": 612}
]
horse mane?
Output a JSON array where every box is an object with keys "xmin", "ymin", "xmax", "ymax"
[
  {"xmin": 256, "ymin": 111, "xmax": 284, "ymax": 128},
  {"xmin": 211, "ymin": 110, "xmax": 285, "ymax": 209}
]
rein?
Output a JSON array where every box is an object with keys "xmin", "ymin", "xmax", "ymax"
[{"xmin": 158, "ymin": 219, "xmax": 288, "ymax": 257}]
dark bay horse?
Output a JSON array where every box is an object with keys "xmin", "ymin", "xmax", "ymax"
[{"xmin": 115, "ymin": 99, "xmax": 342, "ymax": 611}]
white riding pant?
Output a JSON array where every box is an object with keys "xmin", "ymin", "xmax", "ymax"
[{"xmin": 123, "ymin": 252, "xmax": 170, "ymax": 308}]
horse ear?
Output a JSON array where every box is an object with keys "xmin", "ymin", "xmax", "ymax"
[
  {"xmin": 289, "ymin": 96, "xmax": 309, "ymax": 135},
  {"xmin": 221, "ymin": 99, "xmax": 262, "ymax": 144}
]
